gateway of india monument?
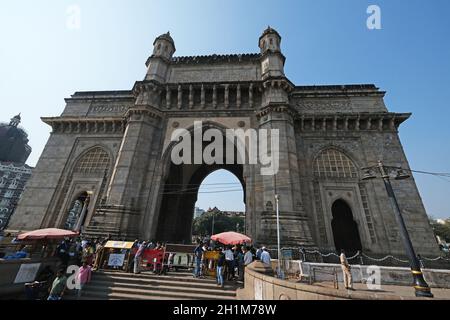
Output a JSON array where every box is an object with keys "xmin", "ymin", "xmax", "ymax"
[{"xmin": 7, "ymin": 27, "xmax": 440, "ymax": 257}]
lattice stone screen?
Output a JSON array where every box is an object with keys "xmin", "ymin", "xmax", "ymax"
[
  {"xmin": 314, "ymin": 149, "xmax": 358, "ymax": 178},
  {"xmin": 74, "ymin": 147, "xmax": 110, "ymax": 174}
]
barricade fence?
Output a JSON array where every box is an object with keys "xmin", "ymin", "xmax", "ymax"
[{"xmin": 267, "ymin": 247, "xmax": 450, "ymax": 277}]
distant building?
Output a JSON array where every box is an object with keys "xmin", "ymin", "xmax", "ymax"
[
  {"xmin": 0, "ymin": 114, "xmax": 33, "ymax": 230},
  {"xmin": 0, "ymin": 114, "xmax": 31, "ymax": 163},
  {"xmin": 222, "ymin": 210, "xmax": 245, "ymax": 217},
  {"xmin": 194, "ymin": 207, "xmax": 205, "ymax": 218},
  {"xmin": 206, "ymin": 206, "xmax": 245, "ymax": 217},
  {"xmin": 0, "ymin": 162, "xmax": 32, "ymax": 229}
]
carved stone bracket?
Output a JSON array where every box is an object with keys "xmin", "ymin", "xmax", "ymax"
[
  {"xmin": 42, "ymin": 117, "xmax": 126, "ymax": 135},
  {"xmin": 296, "ymin": 113, "xmax": 410, "ymax": 132}
]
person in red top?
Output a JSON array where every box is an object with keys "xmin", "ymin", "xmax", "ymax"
[{"xmin": 76, "ymin": 261, "xmax": 92, "ymax": 298}]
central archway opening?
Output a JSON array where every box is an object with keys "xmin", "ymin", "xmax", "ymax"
[
  {"xmin": 331, "ymin": 199, "xmax": 362, "ymax": 255},
  {"xmin": 155, "ymin": 123, "xmax": 248, "ymax": 244},
  {"xmin": 192, "ymin": 169, "xmax": 245, "ymax": 240},
  {"xmin": 156, "ymin": 164, "xmax": 245, "ymax": 243}
]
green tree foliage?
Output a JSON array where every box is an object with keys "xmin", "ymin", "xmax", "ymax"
[
  {"xmin": 429, "ymin": 217, "xmax": 450, "ymax": 243},
  {"xmin": 192, "ymin": 211, "xmax": 245, "ymax": 236}
]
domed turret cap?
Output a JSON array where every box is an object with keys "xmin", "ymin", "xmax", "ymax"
[
  {"xmin": 153, "ymin": 31, "xmax": 176, "ymax": 51},
  {"xmin": 259, "ymin": 26, "xmax": 281, "ymax": 42}
]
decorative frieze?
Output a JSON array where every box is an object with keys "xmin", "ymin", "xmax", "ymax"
[
  {"xmin": 42, "ymin": 117, "xmax": 126, "ymax": 135},
  {"xmin": 296, "ymin": 113, "xmax": 410, "ymax": 132},
  {"xmin": 89, "ymin": 105, "xmax": 128, "ymax": 115},
  {"xmin": 161, "ymin": 81, "xmax": 261, "ymax": 110}
]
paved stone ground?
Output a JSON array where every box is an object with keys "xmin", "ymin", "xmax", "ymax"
[{"xmin": 314, "ymin": 281, "xmax": 450, "ymax": 299}]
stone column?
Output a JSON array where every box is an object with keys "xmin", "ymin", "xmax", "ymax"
[
  {"xmin": 257, "ymin": 108, "xmax": 315, "ymax": 249},
  {"xmin": 177, "ymin": 85, "xmax": 182, "ymax": 109},
  {"xmin": 189, "ymin": 85, "xmax": 194, "ymax": 109},
  {"xmin": 106, "ymin": 108, "xmax": 161, "ymax": 208},
  {"xmin": 249, "ymin": 83, "xmax": 254, "ymax": 108},
  {"xmin": 201, "ymin": 84, "xmax": 205, "ymax": 109},
  {"xmin": 213, "ymin": 85, "xmax": 217, "ymax": 108},
  {"xmin": 255, "ymin": 80, "xmax": 316, "ymax": 249},
  {"xmin": 224, "ymin": 84, "xmax": 229, "ymax": 109},
  {"xmin": 166, "ymin": 86, "xmax": 171, "ymax": 109},
  {"xmin": 236, "ymin": 84, "xmax": 241, "ymax": 108}
]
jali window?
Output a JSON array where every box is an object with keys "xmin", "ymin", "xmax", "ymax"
[
  {"xmin": 314, "ymin": 148, "xmax": 358, "ymax": 179},
  {"xmin": 74, "ymin": 147, "xmax": 110, "ymax": 174}
]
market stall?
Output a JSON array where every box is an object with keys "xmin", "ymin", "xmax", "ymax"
[{"xmin": 102, "ymin": 241, "xmax": 135, "ymax": 271}]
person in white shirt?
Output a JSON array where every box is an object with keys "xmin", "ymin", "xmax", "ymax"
[
  {"xmin": 260, "ymin": 247, "xmax": 271, "ymax": 266},
  {"xmin": 243, "ymin": 246, "xmax": 253, "ymax": 266},
  {"xmin": 224, "ymin": 246, "xmax": 235, "ymax": 280}
]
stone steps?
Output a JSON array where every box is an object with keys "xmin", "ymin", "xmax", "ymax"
[
  {"xmin": 88, "ymin": 280, "xmax": 237, "ymax": 296},
  {"xmin": 76, "ymin": 270, "xmax": 238, "ymax": 300},
  {"xmin": 99, "ymin": 270, "xmax": 218, "ymax": 284}
]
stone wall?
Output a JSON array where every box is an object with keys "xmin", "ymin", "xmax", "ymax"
[{"xmin": 237, "ymin": 261, "xmax": 449, "ymax": 300}]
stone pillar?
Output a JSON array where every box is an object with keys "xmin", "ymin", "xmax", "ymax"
[
  {"xmin": 213, "ymin": 85, "xmax": 217, "ymax": 108},
  {"xmin": 201, "ymin": 84, "xmax": 205, "ymax": 109},
  {"xmin": 106, "ymin": 107, "xmax": 161, "ymax": 208},
  {"xmin": 166, "ymin": 86, "xmax": 171, "ymax": 109},
  {"xmin": 224, "ymin": 84, "xmax": 229, "ymax": 109},
  {"xmin": 257, "ymin": 107, "xmax": 315, "ymax": 248},
  {"xmin": 255, "ymin": 79, "xmax": 316, "ymax": 249},
  {"xmin": 237, "ymin": 84, "xmax": 241, "ymax": 108},
  {"xmin": 189, "ymin": 85, "xmax": 194, "ymax": 109},
  {"xmin": 249, "ymin": 83, "xmax": 254, "ymax": 108},
  {"xmin": 177, "ymin": 85, "xmax": 182, "ymax": 109}
]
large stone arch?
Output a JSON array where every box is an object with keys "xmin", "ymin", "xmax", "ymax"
[
  {"xmin": 53, "ymin": 145, "xmax": 113, "ymax": 229},
  {"xmin": 147, "ymin": 121, "xmax": 252, "ymax": 243}
]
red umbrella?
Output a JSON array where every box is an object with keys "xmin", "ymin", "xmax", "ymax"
[
  {"xmin": 211, "ymin": 232, "xmax": 252, "ymax": 245},
  {"xmin": 17, "ymin": 228, "xmax": 79, "ymax": 241}
]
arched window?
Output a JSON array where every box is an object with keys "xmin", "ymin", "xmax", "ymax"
[
  {"xmin": 74, "ymin": 147, "xmax": 110, "ymax": 175},
  {"xmin": 314, "ymin": 148, "xmax": 358, "ymax": 178}
]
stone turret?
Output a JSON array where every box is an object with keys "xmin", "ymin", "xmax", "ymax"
[
  {"xmin": 9, "ymin": 114, "xmax": 21, "ymax": 127},
  {"xmin": 258, "ymin": 26, "xmax": 286, "ymax": 80},
  {"xmin": 145, "ymin": 32, "xmax": 176, "ymax": 83},
  {"xmin": 0, "ymin": 113, "xmax": 31, "ymax": 164}
]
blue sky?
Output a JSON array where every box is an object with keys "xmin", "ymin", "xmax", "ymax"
[{"xmin": 0, "ymin": 0, "xmax": 449, "ymax": 217}]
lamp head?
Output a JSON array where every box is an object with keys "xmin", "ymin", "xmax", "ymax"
[
  {"xmin": 395, "ymin": 169, "xmax": 411, "ymax": 180},
  {"xmin": 361, "ymin": 168, "xmax": 377, "ymax": 181}
]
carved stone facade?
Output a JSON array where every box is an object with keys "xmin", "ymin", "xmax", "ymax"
[{"xmin": 7, "ymin": 28, "xmax": 440, "ymax": 256}]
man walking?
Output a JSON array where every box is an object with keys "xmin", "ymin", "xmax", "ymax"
[
  {"xmin": 243, "ymin": 246, "xmax": 253, "ymax": 267},
  {"xmin": 260, "ymin": 247, "xmax": 272, "ymax": 267},
  {"xmin": 340, "ymin": 250, "xmax": 354, "ymax": 290},
  {"xmin": 134, "ymin": 241, "xmax": 146, "ymax": 274},
  {"xmin": 193, "ymin": 242, "xmax": 204, "ymax": 278},
  {"xmin": 224, "ymin": 246, "xmax": 235, "ymax": 281},
  {"xmin": 47, "ymin": 269, "xmax": 67, "ymax": 301},
  {"xmin": 216, "ymin": 248, "xmax": 225, "ymax": 288}
]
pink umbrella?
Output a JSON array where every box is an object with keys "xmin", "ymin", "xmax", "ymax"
[
  {"xmin": 211, "ymin": 232, "xmax": 252, "ymax": 245},
  {"xmin": 17, "ymin": 228, "xmax": 79, "ymax": 241}
]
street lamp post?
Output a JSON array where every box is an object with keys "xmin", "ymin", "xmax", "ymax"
[
  {"xmin": 362, "ymin": 160, "xmax": 433, "ymax": 298},
  {"xmin": 275, "ymin": 194, "xmax": 282, "ymax": 278},
  {"xmin": 211, "ymin": 214, "xmax": 215, "ymax": 236}
]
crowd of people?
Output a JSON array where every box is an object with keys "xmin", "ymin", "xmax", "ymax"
[
  {"xmin": 18, "ymin": 233, "xmax": 276, "ymax": 299},
  {"xmin": 193, "ymin": 240, "xmax": 272, "ymax": 288}
]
